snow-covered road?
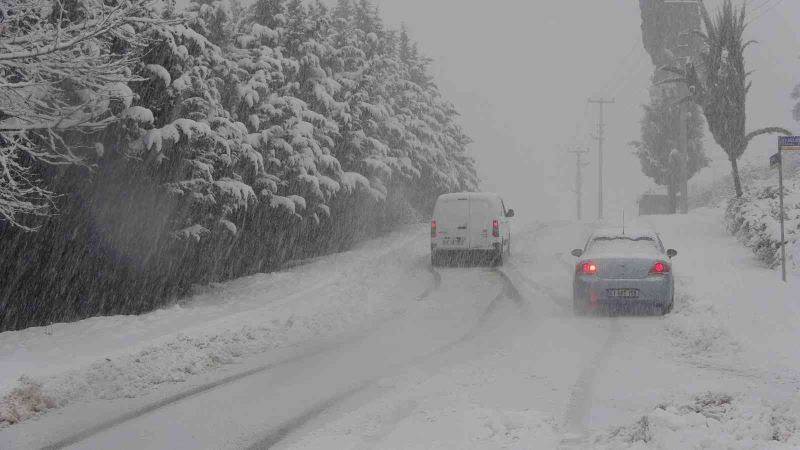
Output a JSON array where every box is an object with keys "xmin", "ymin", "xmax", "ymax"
[{"xmin": 2, "ymin": 209, "xmax": 800, "ymax": 449}]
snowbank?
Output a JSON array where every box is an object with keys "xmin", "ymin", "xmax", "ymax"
[
  {"xmin": 663, "ymin": 280, "xmax": 741, "ymax": 358},
  {"xmin": 725, "ymin": 177, "xmax": 800, "ymax": 273},
  {"xmin": 593, "ymin": 392, "xmax": 800, "ymax": 449},
  {"xmin": 0, "ymin": 227, "xmax": 426, "ymax": 426}
]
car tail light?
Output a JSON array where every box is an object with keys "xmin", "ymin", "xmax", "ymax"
[
  {"xmin": 492, "ymin": 219, "xmax": 500, "ymax": 238},
  {"xmin": 580, "ymin": 262, "xmax": 598, "ymax": 275},
  {"xmin": 431, "ymin": 220, "xmax": 437, "ymax": 238},
  {"xmin": 650, "ymin": 261, "xmax": 670, "ymax": 275}
]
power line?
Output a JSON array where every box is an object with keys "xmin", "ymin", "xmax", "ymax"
[
  {"xmin": 599, "ymin": 40, "xmax": 642, "ymax": 96},
  {"xmin": 608, "ymin": 48, "xmax": 649, "ymax": 100},
  {"xmin": 747, "ymin": 0, "xmax": 785, "ymax": 26},
  {"xmin": 748, "ymin": 0, "xmax": 777, "ymax": 16},
  {"xmin": 588, "ymin": 98, "xmax": 615, "ymax": 220},
  {"xmin": 568, "ymin": 101, "xmax": 592, "ymax": 151}
]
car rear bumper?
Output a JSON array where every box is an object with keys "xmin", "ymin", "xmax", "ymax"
[
  {"xmin": 431, "ymin": 241, "xmax": 501, "ymax": 252},
  {"xmin": 431, "ymin": 248, "xmax": 497, "ymax": 258},
  {"xmin": 574, "ymin": 276, "xmax": 673, "ymax": 307}
]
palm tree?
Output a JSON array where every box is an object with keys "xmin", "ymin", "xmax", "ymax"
[{"xmin": 662, "ymin": 0, "xmax": 789, "ymax": 198}]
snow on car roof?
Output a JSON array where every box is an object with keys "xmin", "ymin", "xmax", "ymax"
[
  {"xmin": 591, "ymin": 228, "xmax": 659, "ymax": 240},
  {"xmin": 585, "ymin": 228, "xmax": 664, "ymax": 257}
]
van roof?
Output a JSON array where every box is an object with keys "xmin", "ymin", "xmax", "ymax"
[{"xmin": 437, "ymin": 192, "xmax": 501, "ymax": 202}]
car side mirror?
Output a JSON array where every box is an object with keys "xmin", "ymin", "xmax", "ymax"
[
  {"xmin": 571, "ymin": 249, "xmax": 583, "ymax": 257},
  {"xmin": 506, "ymin": 209, "xmax": 515, "ymax": 218},
  {"xmin": 667, "ymin": 249, "xmax": 678, "ymax": 259}
]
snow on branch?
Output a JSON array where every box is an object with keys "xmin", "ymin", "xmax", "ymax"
[
  {"xmin": 0, "ymin": 133, "xmax": 58, "ymax": 231},
  {"xmin": 0, "ymin": 0, "xmax": 173, "ymax": 228}
]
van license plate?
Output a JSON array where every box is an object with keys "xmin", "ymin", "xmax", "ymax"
[
  {"xmin": 607, "ymin": 288, "xmax": 639, "ymax": 298},
  {"xmin": 442, "ymin": 237, "xmax": 464, "ymax": 246}
]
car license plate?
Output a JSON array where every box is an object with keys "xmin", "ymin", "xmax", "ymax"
[
  {"xmin": 442, "ymin": 237, "xmax": 464, "ymax": 246},
  {"xmin": 607, "ymin": 288, "xmax": 639, "ymax": 298}
]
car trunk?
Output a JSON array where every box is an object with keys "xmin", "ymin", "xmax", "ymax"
[{"xmin": 589, "ymin": 256, "xmax": 657, "ymax": 279}]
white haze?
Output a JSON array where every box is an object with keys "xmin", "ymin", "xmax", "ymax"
[{"xmin": 345, "ymin": 0, "xmax": 800, "ymax": 223}]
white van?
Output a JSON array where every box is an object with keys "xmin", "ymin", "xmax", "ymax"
[{"xmin": 430, "ymin": 192, "xmax": 514, "ymax": 266}]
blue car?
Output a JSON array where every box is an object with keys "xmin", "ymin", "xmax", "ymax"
[{"xmin": 571, "ymin": 228, "xmax": 677, "ymax": 316}]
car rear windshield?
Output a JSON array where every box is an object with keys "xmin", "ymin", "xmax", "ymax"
[{"xmin": 587, "ymin": 236, "xmax": 659, "ymax": 254}]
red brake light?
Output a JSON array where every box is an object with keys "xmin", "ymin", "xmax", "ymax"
[
  {"xmin": 581, "ymin": 262, "xmax": 598, "ymax": 275},
  {"xmin": 431, "ymin": 220, "xmax": 437, "ymax": 238},
  {"xmin": 492, "ymin": 219, "xmax": 500, "ymax": 238},
  {"xmin": 650, "ymin": 262, "xmax": 670, "ymax": 274}
]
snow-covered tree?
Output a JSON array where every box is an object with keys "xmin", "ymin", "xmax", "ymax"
[
  {"xmin": 632, "ymin": 86, "xmax": 708, "ymax": 213},
  {"xmin": 0, "ymin": 0, "xmax": 169, "ymax": 229},
  {"xmin": 0, "ymin": 0, "xmax": 478, "ymax": 330}
]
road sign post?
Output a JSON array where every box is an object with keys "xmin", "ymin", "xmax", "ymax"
[
  {"xmin": 776, "ymin": 136, "xmax": 800, "ymax": 282},
  {"xmin": 778, "ymin": 151, "xmax": 786, "ymax": 283}
]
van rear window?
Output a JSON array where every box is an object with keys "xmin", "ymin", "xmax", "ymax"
[
  {"xmin": 435, "ymin": 199, "xmax": 468, "ymax": 222},
  {"xmin": 469, "ymin": 198, "xmax": 493, "ymax": 217}
]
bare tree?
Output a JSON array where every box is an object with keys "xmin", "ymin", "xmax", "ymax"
[
  {"xmin": 661, "ymin": 0, "xmax": 790, "ymax": 198},
  {"xmin": 0, "ymin": 0, "xmax": 167, "ymax": 229}
]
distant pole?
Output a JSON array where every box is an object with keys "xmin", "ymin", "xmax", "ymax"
[
  {"xmin": 589, "ymin": 98, "xmax": 615, "ymax": 220},
  {"xmin": 569, "ymin": 149, "xmax": 590, "ymax": 220},
  {"xmin": 778, "ymin": 151, "xmax": 786, "ymax": 283}
]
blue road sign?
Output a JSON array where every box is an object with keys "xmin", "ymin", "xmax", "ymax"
[{"xmin": 779, "ymin": 136, "xmax": 800, "ymax": 151}]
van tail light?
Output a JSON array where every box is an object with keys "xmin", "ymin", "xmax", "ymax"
[
  {"xmin": 580, "ymin": 262, "xmax": 598, "ymax": 275},
  {"xmin": 492, "ymin": 219, "xmax": 500, "ymax": 238},
  {"xmin": 650, "ymin": 261, "xmax": 670, "ymax": 275},
  {"xmin": 431, "ymin": 220, "xmax": 437, "ymax": 238}
]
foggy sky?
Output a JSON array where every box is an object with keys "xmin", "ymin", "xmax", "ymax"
[{"xmin": 358, "ymin": 0, "xmax": 800, "ymax": 222}]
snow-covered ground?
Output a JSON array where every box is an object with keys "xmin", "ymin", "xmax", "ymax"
[{"xmin": 1, "ymin": 208, "xmax": 799, "ymax": 449}]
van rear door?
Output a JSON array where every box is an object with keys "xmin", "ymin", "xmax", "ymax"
[
  {"xmin": 434, "ymin": 196, "xmax": 470, "ymax": 249},
  {"xmin": 468, "ymin": 196, "xmax": 495, "ymax": 250}
]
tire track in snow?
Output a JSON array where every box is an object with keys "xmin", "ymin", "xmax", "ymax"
[
  {"xmin": 246, "ymin": 381, "xmax": 374, "ymax": 450},
  {"xmin": 417, "ymin": 263, "xmax": 443, "ymax": 301},
  {"xmin": 38, "ymin": 341, "xmax": 348, "ymax": 450},
  {"xmin": 560, "ymin": 318, "xmax": 622, "ymax": 443},
  {"xmin": 255, "ymin": 223, "xmax": 566, "ymax": 449},
  {"xmin": 37, "ymin": 253, "xmax": 443, "ymax": 450},
  {"xmin": 352, "ymin": 400, "xmax": 419, "ymax": 450},
  {"xmin": 247, "ymin": 268, "xmax": 524, "ymax": 449},
  {"xmin": 477, "ymin": 268, "xmax": 526, "ymax": 322},
  {"xmin": 501, "ymin": 264, "xmax": 572, "ymax": 314}
]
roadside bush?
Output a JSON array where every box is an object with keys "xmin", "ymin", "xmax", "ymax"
[{"xmin": 725, "ymin": 174, "xmax": 800, "ymax": 272}]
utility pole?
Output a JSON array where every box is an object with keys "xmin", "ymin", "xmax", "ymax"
[
  {"xmin": 589, "ymin": 98, "xmax": 614, "ymax": 220},
  {"xmin": 569, "ymin": 149, "xmax": 590, "ymax": 220},
  {"xmin": 779, "ymin": 150, "xmax": 786, "ymax": 283},
  {"xmin": 775, "ymin": 136, "xmax": 800, "ymax": 282}
]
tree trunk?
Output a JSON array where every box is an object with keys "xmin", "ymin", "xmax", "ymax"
[
  {"xmin": 667, "ymin": 182, "xmax": 678, "ymax": 214},
  {"xmin": 730, "ymin": 157, "xmax": 743, "ymax": 198}
]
